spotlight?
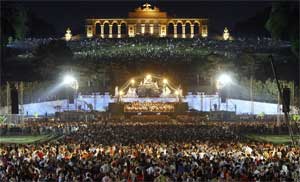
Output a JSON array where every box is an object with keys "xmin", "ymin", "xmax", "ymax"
[
  {"xmin": 63, "ymin": 74, "xmax": 78, "ymax": 90},
  {"xmin": 216, "ymin": 73, "xmax": 232, "ymax": 89},
  {"xmin": 63, "ymin": 75, "xmax": 76, "ymax": 85},
  {"xmin": 146, "ymin": 74, "xmax": 152, "ymax": 80},
  {"xmin": 130, "ymin": 79, "xmax": 135, "ymax": 84},
  {"xmin": 163, "ymin": 79, "xmax": 168, "ymax": 84}
]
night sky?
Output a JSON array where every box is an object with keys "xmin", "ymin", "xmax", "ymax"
[{"xmin": 4, "ymin": 1, "xmax": 272, "ymax": 36}]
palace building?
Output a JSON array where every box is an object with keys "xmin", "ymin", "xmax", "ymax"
[{"xmin": 86, "ymin": 3, "xmax": 208, "ymax": 38}]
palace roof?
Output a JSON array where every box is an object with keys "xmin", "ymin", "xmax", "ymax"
[{"xmin": 128, "ymin": 3, "xmax": 168, "ymax": 18}]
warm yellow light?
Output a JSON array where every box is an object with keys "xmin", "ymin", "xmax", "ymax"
[
  {"xmin": 182, "ymin": 25, "xmax": 186, "ymax": 38},
  {"xmin": 119, "ymin": 90, "xmax": 124, "ymax": 96},
  {"xmin": 202, "ymin": 25, "xmax": 208, "ymax": 38},
  {"xmin": 130, "ymin": 79, "xmax": 135, "ymax": 84},
  {"xmin": 190, "ymin": 25, "xmax": 194, "ymax": 38},
  {"xmin": 87, "ymin": 26, "xmax": 93, "ymax": 38},
  {"xmin": 223, "ymin": 27, "xmax": 230, "ymax": 40},
  {"xmin": 109, "ymin": 25, "xmax": 113, "ymax": 38},
  {"xmin": 117, "ymin": 25, "xmax": 121, "ymax": 38},
  {"xmin": 87, "ymin": 32, "xmax": 93, "ymax": 38},
  {"xmin": 141, "ymin": 24, "xmax": 145, "ymax": 34},
  {"xmin": 146, "ymin": 74, "xmax": 152, "ymax": 79},
  {"xmin": 150, "ymin": 24, "xmax": 154, "ymax": 34},
  {"xmin": 128, "ymin": 25, "xmax": 135, "ymax": 37},
  {"xmin": 175, "ymin": 90, "xmax": 179, "ymax": 95},
  {"xmin": 163, "ymin": 79, "xmax": 168, "ymax": 84},
  {"xmin": 65, "ymin": 28, "xmax": 72, "ymax": 41},
  {"xmin": 160, "ymin": 25, "xmax": 167, "ymax": 37}
]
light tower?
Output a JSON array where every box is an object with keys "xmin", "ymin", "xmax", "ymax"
[
  {"xmin": 223, "ymin": 27, "xmax": 230, "ymax": 41},
  {"xmin": 65, "ymin": 28, "xmax": 72, "ymax": 41},
  {"xmin": 62, "ymin": 74, "xmax": 79, "ymax": 110},
  {"xmin": 216, "ymin": 73, "xmax": 232, "ymax": 111}
]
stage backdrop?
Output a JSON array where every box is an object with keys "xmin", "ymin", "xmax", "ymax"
[{"xmin": 0, "ymin": 94, "xmax": 279, "ymax": 116}]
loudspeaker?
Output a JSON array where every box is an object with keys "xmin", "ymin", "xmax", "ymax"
[
  {"xmin": 220, "ymin": 89, "xmax": 227, "ymax": 103},
  {"xmin": 213, "ymin": 104, "xmax": 218, "ymax": 111},
  {"xmin": 11, "ymin": 85, "xmax": 19, "ymax": 114},
  {"xmin": 282, "ymin": 87, "xmax": 290, "ymax": 113},
  {"xmin": 174, "ymin": 103, "xmax": 188, "ymax": 114},
  {"xmin": 65, "ymin": 87, "xmax": 74, "ymax": 104},
  {"xmin": 221, "ymin": 97, "xmax": 226, "ymax": 103},
  {"xmin": 108, "ymin": 103, "xmax": 125, "ymax": 115},
  {"xmin": 68, "ymin": 94, "xmax": 74, "ymax": 104}
]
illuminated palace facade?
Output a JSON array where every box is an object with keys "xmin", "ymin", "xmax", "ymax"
[{"xmin": 86, "ymin": 3, "xmax": 208, "ymax": 38}]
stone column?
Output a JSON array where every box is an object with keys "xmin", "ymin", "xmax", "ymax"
[
  {"xmin": 149, "ymin": 24, "xmax": 154, "ymax": 35},
  {"xmin": 109, "ymin": 24, "xmax": 113, "ymax": 38},
  {"xmin": 174, "ymin": 24, "xmax": 177, "ymax": 38},
  {"xmin": 6, "ymin": 82, "xmax": 10, "ymax": 114},
  {"xmin": 159, "ymin": 24, "xmax": 166, "ymax": 37},
  {"xmin": 182, "ymin": 25, "xmax": 186, "ymax": 38},
  {"xmin": 117, "ymin": 25, "xmax": 121, "ymax": 38},
  {"xmin": 19, "ymin": 82, "xmax": 24, "ymax": 114},
  {"xmin": 190, "ymin": 24, "xmax": 194, "ymax": 38},
  {"xmin": 141, "ymin": 24, "xmax": 145, "ymax": 34},
  {"xmin": 100, "ymin": 25, "xmax": 104, "ymax": 38},
  {"xmin": 128, "ymin": 25, "xmax": 134, "ymax": 37},
  {"xmin": 202, "ymin": 25, "xmax": 208, "ymax": 37},
  {"xmin": 86, "ymin": 25, "xmax": 93, "ymax": 38}
]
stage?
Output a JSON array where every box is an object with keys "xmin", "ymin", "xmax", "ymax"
[
  {"xmin": 108, "ymin": 102, "xmax": 188, "ymax": 117},
  {"xmin": 0, "ymin": 74, "xmax": 281, "ymax": 116}
]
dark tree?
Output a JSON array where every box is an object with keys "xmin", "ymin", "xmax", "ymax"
[
  {"xmin": 26, "ymin": 11, "xmax": 57, "ymax": 38},
  {"xmin": 234, "ymin": 7, "xmax": 271, "ymax": 38},
  {"xmin": 266, "ymin": 1, "xmax": 300, "ymax": 108},
  {"xmin": 1, "ymin": 3, "xmax": 28, "ymax": 46},
  {"xmin": 34, "ymin": 40, "xmax": 73, "ymax": 62},
  {"xmin": 266, "ymin": 1, "xmax": 299, "ymax": 57},
  {"xmin": 31, "ymin": 40, "xmax": 73, "ymax": 80}
]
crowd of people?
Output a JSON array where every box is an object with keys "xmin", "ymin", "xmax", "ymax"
[
  {"xmin": 7, "ymin": 38, "xmax": 54, "ymax": 51},
  {"xmin": 10, "ymin": 37, "xmax": 290, "ymax": 61},
  {"xmin": 124, "ymin": 102, "xmax": 175, "ymax": 113},
  {"xmin": 1, "ymin": 118, "xmax": 299, "ymax": 181},
  {"xmin": 69, "ymin": 37, "xmax": 291, "ymax": 61}
]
